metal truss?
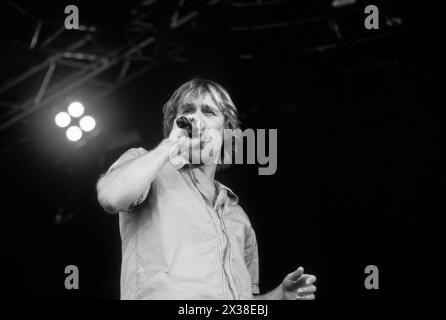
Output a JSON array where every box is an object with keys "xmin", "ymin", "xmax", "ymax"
[
  {"xmin": 0, "ymin": 0, "xmax": 222, "ymax": 130},
  {"xmin": 0, "ymin": 0, "xmax": 401, "ymax": 131}
]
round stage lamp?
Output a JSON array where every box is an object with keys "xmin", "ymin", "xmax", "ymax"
[
  {"xmin": 66, "ymin": 126, "xmax": 83, "ymax": 142},
  {"xmin": 79, "ymin": 115, "xmax": 96, "ymax": 132},
  {"xmin": 68, "ymin": 101, "xmax": 84, "ymax": 118},
  {"xmin": 55, "ymin": 112, "xmax": 71, "ymax": 128}
]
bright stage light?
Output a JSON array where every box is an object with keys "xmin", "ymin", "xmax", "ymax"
[
  {"xmin": 79, "ymin": 115, "xmax": 96, "ymax": 132},
  {"xmin": 66, "ymin": 126, "xmax": 83, "ymax": 142},
  {"xmin": 55, "ymin": 112, "xmax": 71, "ymax": 128},
  {"xmin": 68, "ymin": 101, "xmax": 84, "ymax": 118}
]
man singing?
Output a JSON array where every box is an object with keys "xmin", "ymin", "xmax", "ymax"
[{"xmin": 96, "ymin": 78, "xmax": 316, "ymax": 300}]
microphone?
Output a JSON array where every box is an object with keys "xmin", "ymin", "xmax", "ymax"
[{"xmin": 176, "ymin": 116, "xmax": 193, "ymax": 138}]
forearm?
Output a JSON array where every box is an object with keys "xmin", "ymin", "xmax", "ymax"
[
  {"xmin": 97, "ymin": 139, "xmax": 176, "ymax": 213},
  {"xmin": 253, "ymin": 284, "xmax": 284, "ymax": 300}
]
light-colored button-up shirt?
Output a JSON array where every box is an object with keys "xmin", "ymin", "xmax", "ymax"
[{"xmin": 106, "ymin": 147, "xmax": 260, "ymax": 300}]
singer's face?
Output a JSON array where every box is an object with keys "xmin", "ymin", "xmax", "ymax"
[{"xmin": 177, "ymin": 93, "xmax": 225, "ymax": 165}]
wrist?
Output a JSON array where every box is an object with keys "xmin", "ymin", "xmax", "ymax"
[
  {"xmin": 159, "ymin": 138, "xmax": 187, "ymax": 169},
  {"xmin": 159, "ymin": 138, "xmax": 177, "ymax": 155},
  {"xmin": 279, "ymin": 282, "xmax": 287, "ymax": 300}
]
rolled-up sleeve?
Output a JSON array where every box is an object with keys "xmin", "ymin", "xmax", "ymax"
[
  {"xmin": 105, "ymin": 147, "xmax": 150, "ymax": 210},
  {"xmin": 245, "ymin": 226, "xmax": 260, "ymax": 295},
  {"xmin": 106, "ymin": 147, "xmax": 147, "ymax": 174}
]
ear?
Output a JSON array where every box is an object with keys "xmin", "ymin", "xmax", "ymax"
[{"xmin": 224, "ymin": 118, "xmax": 232, "ymax": 129}]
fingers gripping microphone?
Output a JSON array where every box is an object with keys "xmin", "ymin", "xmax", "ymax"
[{"xmin": 176, "ymin": 116, "xmax": 193, "ymax": 138}]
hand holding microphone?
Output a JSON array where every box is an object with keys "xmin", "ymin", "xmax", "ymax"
[
  {"xmin": 167, "ymin": 116, "xmax": 202, "ymax": 168},
  {"xmin": 176, "ymin": 116, "xmax": 193, "ymax": 138}
]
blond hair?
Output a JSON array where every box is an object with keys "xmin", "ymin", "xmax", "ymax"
[
  {"xmin": 162, "ymin": 79, "xmax": 241, "ymax": 169},
  {"xmin": 162, "ymin": 78, "xmax": 240, "ymax": 137}
]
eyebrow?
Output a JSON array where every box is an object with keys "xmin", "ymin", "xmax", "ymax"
[
  {"xmin": 181, "ymin": 102, "xmax": 220, "ymax": 112},
  {"xmin": 181, "ymin": 103, "xmax": 196, "ymax": 110},
  {"xmin": 201, "ymin": 104, "xmax": 219, "ymax": 111}
]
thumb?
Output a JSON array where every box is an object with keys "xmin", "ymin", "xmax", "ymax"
[{"xmin": 287, "ymin": 266, "xmax": 304, "ymax": 281}]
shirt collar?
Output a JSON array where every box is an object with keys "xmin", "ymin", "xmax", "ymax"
[
  {"xmin": 182, "ymin": 167, "xmax": 240, "ymax": 206},
  {"xmin": 215, "ymin": 180, "xmax": 239, "ymax": 206}
]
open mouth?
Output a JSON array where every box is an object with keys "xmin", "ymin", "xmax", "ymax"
[{"xmin": 200, "ymin": 139, "xmax": 209, "ymax": 149}]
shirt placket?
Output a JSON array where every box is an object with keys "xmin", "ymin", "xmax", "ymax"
[
  {"xmin": 215, "ymin": 201, "xmax": 240, "ymax": 300},
  {"xmin": 210, "ymin": 202, "xmax": 232, "ymax": 299},
  {"xmin": 185, "ymin": 170, "xmax": 239, "ymax": 299}
]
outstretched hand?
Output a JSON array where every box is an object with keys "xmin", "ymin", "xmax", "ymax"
[{"xmin": 281, "ymin": 267, "xmax": 317, "ymax": 300}]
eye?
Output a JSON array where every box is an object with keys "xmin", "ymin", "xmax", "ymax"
[
  {"xmin": 202, "ymin": 106, "xmax": 216, "ymax": 115},
  {"xmin": 181, "ymin": 105, "xmax": 194, "ymax": 114}
]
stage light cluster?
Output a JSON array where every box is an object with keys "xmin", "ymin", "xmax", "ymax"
[{"xmin": 54, "ymin": 102, "xmax": 96, "ymax": 142}]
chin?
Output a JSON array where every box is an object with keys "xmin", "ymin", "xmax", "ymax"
[{"xmin": 200, "ymin": 151, "xmax": 219, "ymax": 165}]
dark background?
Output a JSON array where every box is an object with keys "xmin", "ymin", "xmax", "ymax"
[{"xmin": 1, "ymin": 0, "xmax": 443, "ymax": 299}]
